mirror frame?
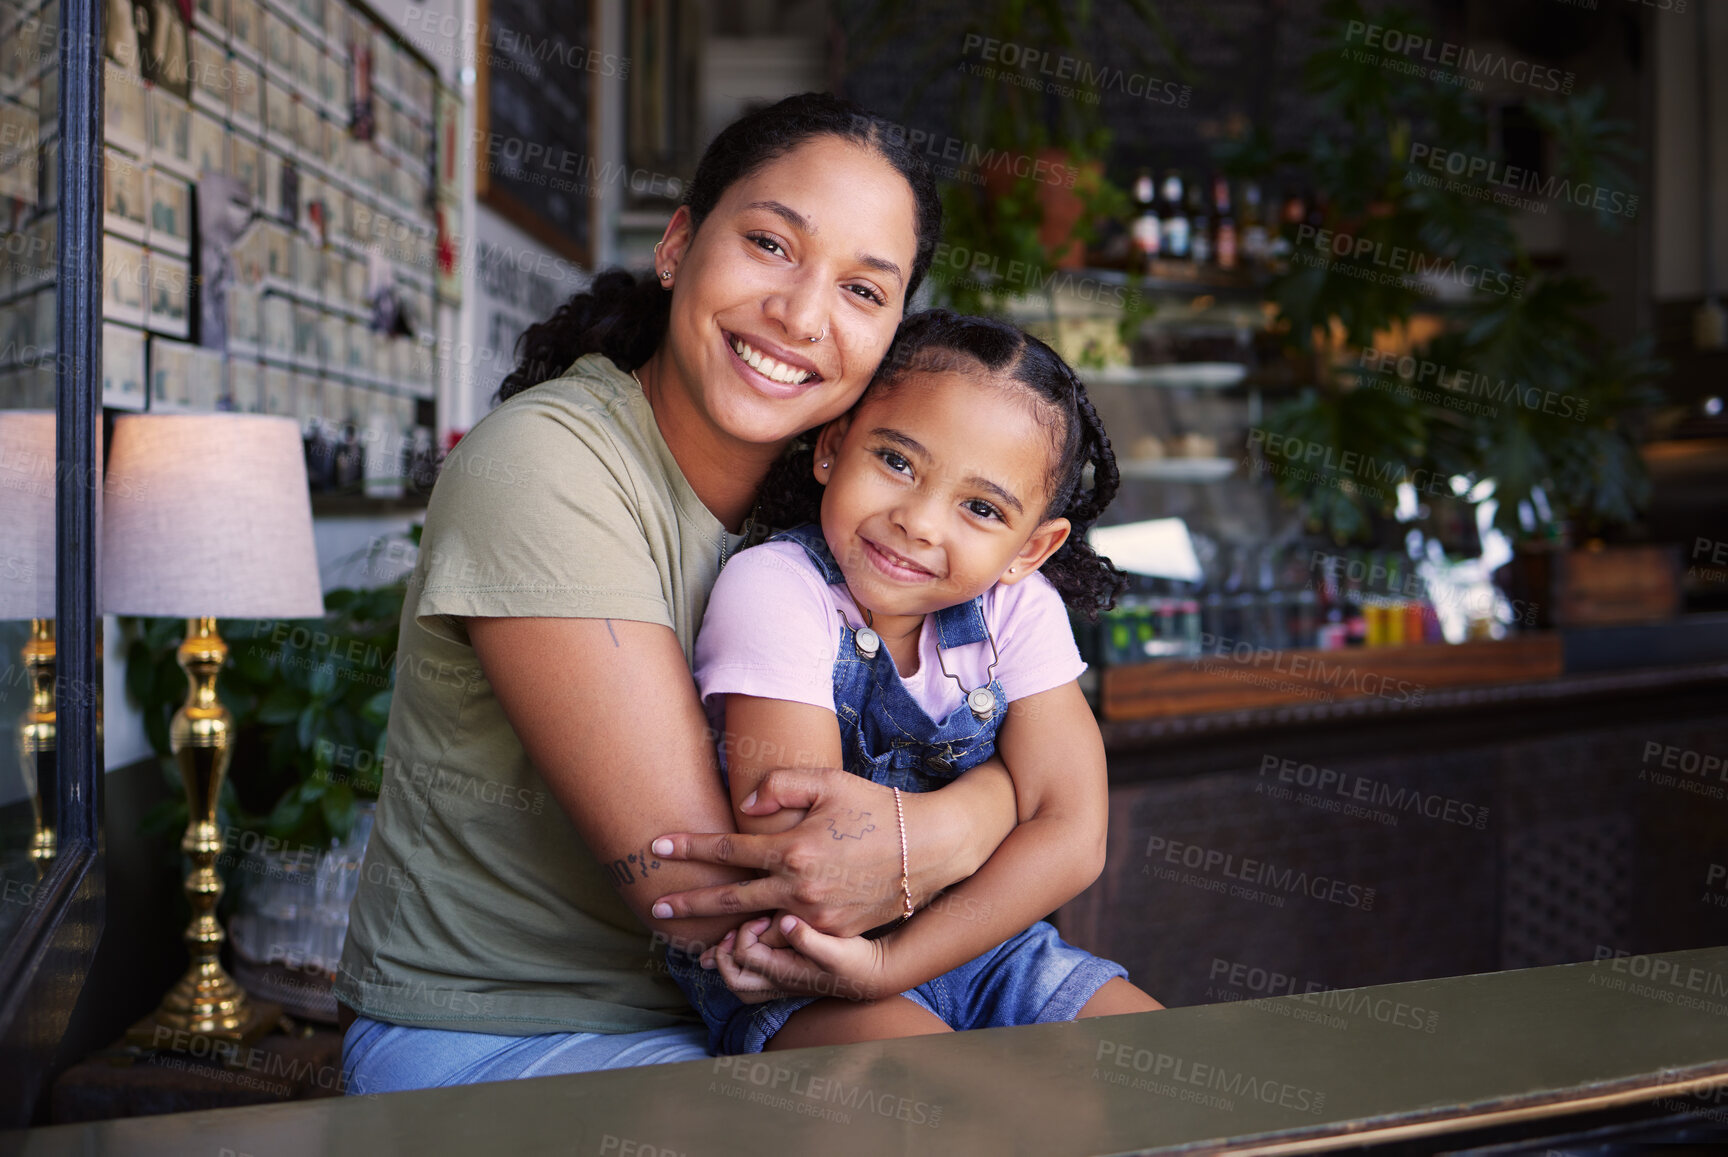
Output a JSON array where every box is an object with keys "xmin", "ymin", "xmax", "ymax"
[{"xmin": 0, "ymin": 0, "xmax": 107, "ymax": 1125}]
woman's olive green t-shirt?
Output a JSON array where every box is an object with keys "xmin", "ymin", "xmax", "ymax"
[{"xmin": 334, "ymin": 353, "xmax": 746, "ymax": 1034}]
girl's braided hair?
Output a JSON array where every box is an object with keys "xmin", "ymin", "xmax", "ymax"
[{"xmin": 757, "ymin": 310, "xmax": 1128, "ymax": 619}]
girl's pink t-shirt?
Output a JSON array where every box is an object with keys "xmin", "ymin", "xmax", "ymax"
[{"xmin": 693, "ymin": 540, "xmax": 1086, "ymax": 721}]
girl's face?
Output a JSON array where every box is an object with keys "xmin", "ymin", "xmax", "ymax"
[
  {"xmin": 812, "ymin": 370, "xmax": 1073, "ymax": 619},
  {"xmin": 655, "ymin": 137, "xmax": 919, "ymax": 447}
]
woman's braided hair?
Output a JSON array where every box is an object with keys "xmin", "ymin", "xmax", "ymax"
[{"xmin": 757, "ymin": 310, "xmax": 1129, "ymax": 619}]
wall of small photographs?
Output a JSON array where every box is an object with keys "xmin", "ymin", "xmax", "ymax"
[
  {"xmin": 28, "ymin": 0, "xmax": 453, "ymax": 494},
  {"xmin": 0, "ymin": 1, "xmax": 58, "ymax": 412}
]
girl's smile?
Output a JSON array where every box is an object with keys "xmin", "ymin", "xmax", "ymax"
[
  {"xmin": 812, "ymin": 370, "xmax": 1072, "ymax": 627},
  {"xmin": 859, "ymin": 533, "xmax": 939, "ymax": 581}
]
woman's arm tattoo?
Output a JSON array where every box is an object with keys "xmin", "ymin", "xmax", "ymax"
[{"xmin": 601, "ymin": 845, "xmax": 666, "ymax": 889}]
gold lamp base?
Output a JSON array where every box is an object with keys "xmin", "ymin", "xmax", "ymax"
[
  {"xmin": 128, "ymin": 617, "xmax": 280, "ymax": 1059},
  {"xmin": 21, "ymin": 618, "xmax": 58, "ymax": 866},
  {"xmin": 125, "ymin": 997, "xmax": 283, "ymax": 1058}
]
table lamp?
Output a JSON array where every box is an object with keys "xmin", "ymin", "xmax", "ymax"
[
  {"xmin": 103, "ymin": 414, "xmax": 325, "ymax": 1049},
  {"xmin": 0, "ymin": 411, "xmax": 59, "ymax": 867}
]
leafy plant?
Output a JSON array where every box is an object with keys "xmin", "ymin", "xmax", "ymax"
[
  {"xmin": 1248, "ymin": 0, "xmax": 1662, "ymax": 543},
  {"xmin": 845, "ymin": 0, "xmax": 1180, "ymax": 315},
  {"xmin": 126, "ymin": 526, "xmax": 417, "ymax": 859}
]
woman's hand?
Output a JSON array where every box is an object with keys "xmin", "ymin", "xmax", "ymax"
[
  {"xmin": 711, "ymin": 915, "xmax": 895, "ymax": 1005},
  {"xmin": 649, "ymin": 763, "xmax": 1016, "ymax": 938}
]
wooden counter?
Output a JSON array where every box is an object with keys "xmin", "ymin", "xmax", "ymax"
[
  {"xmin": 1101, "ymin": 635, "xmax": 1564, "ymax": 722},
  {"xmin": 6, "ymin": 948, "xmax": 1727, "ymax": 1155}
]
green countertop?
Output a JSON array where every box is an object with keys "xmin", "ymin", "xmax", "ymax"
[{"xmin": 8, "ymin": 947, "xmax": 1728, "ymax": 1156}]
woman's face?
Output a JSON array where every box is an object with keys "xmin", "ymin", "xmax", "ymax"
[{"xmin": 656, "ymin": 136, "xmax": 920, "ymax": 446}]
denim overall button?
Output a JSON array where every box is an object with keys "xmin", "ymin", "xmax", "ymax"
[
  {"xmin": 855, "ymin": 627, "xmax": 881, "ymax": 658},
  {"xmin": 967, "ymin": 687, "xmax": 997, "ymax": 720},
  {"xmin": 924, "ymin": 753, "xmax": 954, "ymax": 774}
]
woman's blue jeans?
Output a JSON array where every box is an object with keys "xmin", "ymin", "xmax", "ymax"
[{"xmin": 340, "ymin": 1015, "xmax": 709, "ymax": 1094}]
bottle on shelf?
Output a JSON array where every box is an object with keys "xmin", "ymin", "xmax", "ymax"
[
  {"xmin": 1131, "ymin": 168, "xmax": 1161, "ymax": 274},
  {"xmin": 1187, "ymin": 179, "xmax": 1212, "ymax": 267},
  {"xmin": 1159, "ymin": 170, "xmax": 1190, "ymax": 262},
  {"xmin": 1180, "ymin": 596, "xmax": 1202, "ymax": 655},
  {"xmin": 1102, "ymin": 601, "xmax": 1135, "ymax": 667},
  {"xmin": 1344, "ymin": 551, "xmax": 1368, "ymax": 647},
  {"xmin": 1155, "ymin": 594, "xmax": 1180, "ymax": 655},
  {"xmin": 1315, "ymin": 559, "xmax": 1348, "ymax": 651},
  {"xmin": 1240, "ymin": 181, "xmax": 1269, "ymax": 267},
  {"xmin": 1403, "ymin": 596, "xmax": 1426, "ymax": 647},
  {"xmin": 1292, "ymin": 586, "xmax": 1318, "ymax": 649},
  {"xmin": 1382, "ymin": 554, "xmax": 1405, "ymax": 646},
  {"xmin": 1213, "ymin": 174, "xmax": 1239, "ymax": 272},
  {"xmin": 1269, "ymin": 187, "xmax": 1304, "ymax": 264},
  {"xmin": 1201, "ymin": 589, "xmax": 1226, "ymax": 647}
]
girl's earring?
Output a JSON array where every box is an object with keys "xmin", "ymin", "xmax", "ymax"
[
  {"xmin": 819, "ymin": 460, "xmax": 829, "ymax": 469},
  {"xmin": 1009, "ymin": 567, "xmax": 1017, "ymax": 573}
]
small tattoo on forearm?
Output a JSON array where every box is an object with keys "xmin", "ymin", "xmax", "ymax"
[
  {"xmin": 602, "ymin": 846, "xmax": 664, "ymax": 889},
  {"xmin": 826, "ymin": 812, "xmax": 876, "ymax": 841}
]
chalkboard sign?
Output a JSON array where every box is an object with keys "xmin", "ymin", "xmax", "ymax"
[{"xmin": 476, "ymin": 0, "xmax": 596, "ymax": 263}]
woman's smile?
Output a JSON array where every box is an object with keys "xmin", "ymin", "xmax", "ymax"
[{"xmin": 724, "ymin": 329, "xmax": 824, "ymax": 397}]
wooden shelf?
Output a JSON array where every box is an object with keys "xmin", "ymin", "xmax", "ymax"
[{"xmin": 1100, "ymin": 635, "xmax": 1565, "ymax": 722}]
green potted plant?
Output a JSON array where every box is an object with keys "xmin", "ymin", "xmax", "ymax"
[
  {"xmin": 844, "ymin": 0, "xmax": 1175, "ymax": 316},
  {"xmin": 1245, "ymin": 0, "xmax": 1663, "ymax": 550}
]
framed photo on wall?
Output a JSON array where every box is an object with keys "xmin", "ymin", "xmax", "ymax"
[
  {"xmin": 229, "ymin": 357, "xmax": 261, "ymax": 411},
  {"xmin": 104, "ymin": 237, "xmax": 148, "ymax": 326},
  {"xmin": 231, "ymin": 133, "xmax": 262, "ymax": 202},
  {"xmin": 104, "ymin": 61, "xmax": 148, "ymax": 153},
  {"xmin": 263, "ymin": 364, "xmax": 293, "ymax": 415},
  {"xmin": 102, "ymin": 323, "xmax": 148, "ymax": 410},
  {"xmin": 231, "ymin": 55, "xmax": 261, "ymax": 129},
  {"xmin": 190, "ymin": 31, "xmax": 227, "ymax": 113},
  {"xmin": 148, "ymin": 336, "xmax": 195, "ymax": 408},
  {"xmin": 230, "ymin": 0, "xmax": 263, "ymax": 61},
  {"xmin": 148, "ymin": 171, "xmax": 192, "ymax": 254},
  {"xmin": 146, "ymin": 252, "xmax": 191, "ymax": 337},
  {"xmin": 190, "ymin": 108, "xmax": 226, "ymax": 176},
  {"xmin": 227, "ymin": 283, "xmax": 261, "ymax": 355},
  {"xmin": 103, "ymin": 148, "xmax": 148, "ymax": 240},
  {"xmin": 147, "ymin": 87, "xmax": 193, "ymax": 174},
  {"xmin": 195, "ymin": 0, "xmax": 228, "ymax": 38},
  {"xmin": 187, "ymin": 344, "xmax": 225, "ymax": 410}
]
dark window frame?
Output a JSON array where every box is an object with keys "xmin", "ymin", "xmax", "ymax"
[{"xmin": 0, "ymin": 0, "xmax": 107, "ymax": 1125}]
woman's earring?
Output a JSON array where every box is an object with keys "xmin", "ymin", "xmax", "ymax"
[
  {"xmin": 1009, "ymin": 567, "xmax": 1017, "ymax": 573},
  {"xmin": 818, "ymin": 460, "xmax": 829, "ymax": 469},
  {"xmin": 659, "ymin": 270, "xmax": 671, "ymax": 281}
]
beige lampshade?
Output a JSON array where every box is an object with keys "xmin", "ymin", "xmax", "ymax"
[
  {"xmin": 102, "ymin": 414, "xmax": 325, "ymax": 619},
  {"xmin": 0, "ymin": 410, "xmax": 56, "ymax": 620}
]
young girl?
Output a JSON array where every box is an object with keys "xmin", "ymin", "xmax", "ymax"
[{"xmin": 664, "ymin": 310, "xmax": 1162, "ymax": 1054}]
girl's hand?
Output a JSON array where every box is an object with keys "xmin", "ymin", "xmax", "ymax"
[
  {"xmin": 705, "ymin": 923, "xmax": 782, "ymax": 1004},
  {"xmin": 715, "ymin": 913, "xmax": 897, "ymax": 1005}
]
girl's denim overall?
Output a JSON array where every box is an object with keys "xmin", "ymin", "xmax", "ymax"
[{"xmin": 666, "ymin": 525, "xmax": 1126, "ymax": 1055}]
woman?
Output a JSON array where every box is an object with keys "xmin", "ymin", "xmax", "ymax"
[{"xmin": 335, "ymin": 93, "xmax": 1027, "ymax": 1092}]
